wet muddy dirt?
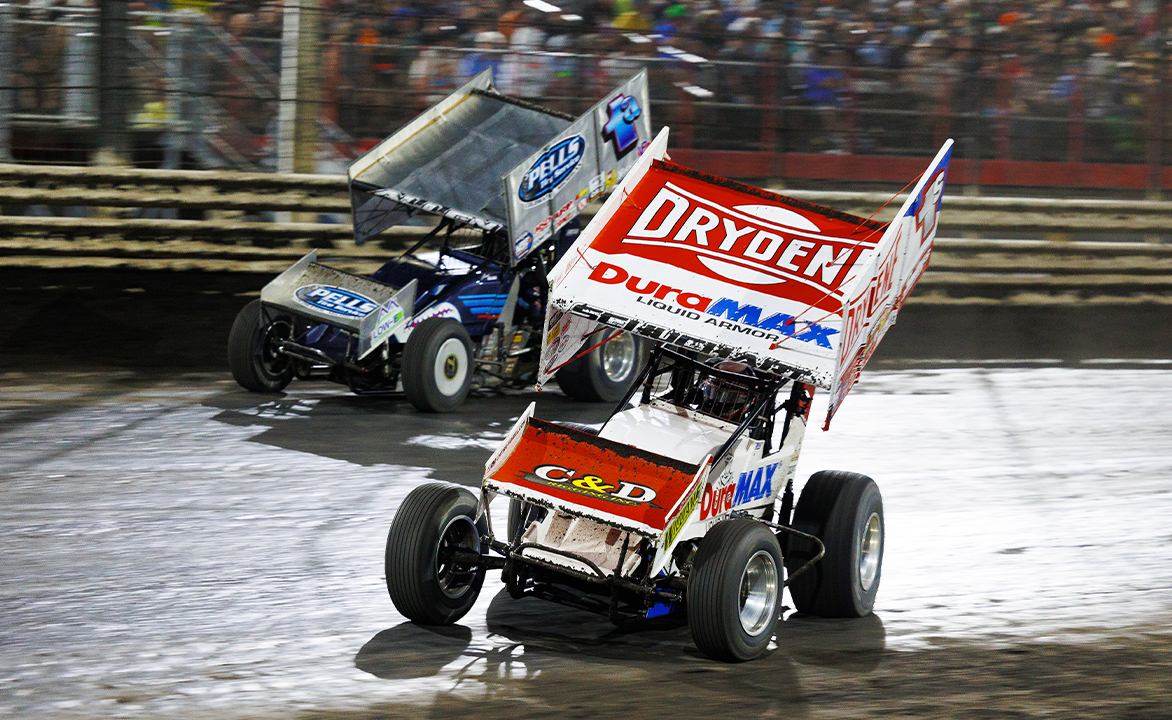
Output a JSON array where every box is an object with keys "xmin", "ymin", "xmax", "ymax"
[
  {"xmin": 1, "ymin": 366, "xmax": 1170, "ymax": 719},
  {"xmin": 1, "ymin": 270, "xmax": 1171, "ymax": 719}
]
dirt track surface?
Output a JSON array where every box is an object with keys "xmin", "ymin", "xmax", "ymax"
[
  {"xmin": 2, "ymin": 362, "xmax": 1171, "ymax": 719},
  {"xmin": 3, "ymin": 269, "xmax": 1172, "ymax": 719}
]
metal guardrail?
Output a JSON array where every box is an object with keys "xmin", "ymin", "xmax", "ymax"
[{"xmin": 1, "ymin": 164, "xmax": 1169, "ymax": 304}]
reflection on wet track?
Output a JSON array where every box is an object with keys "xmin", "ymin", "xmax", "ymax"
[{"xmin": 1, "ymin": 366, "xmax": 1170, "ymax": 718}]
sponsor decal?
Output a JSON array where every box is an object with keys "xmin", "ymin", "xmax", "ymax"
[
  {"xmin": 562, "ymin": 300, "xmax": 795, "ymax": 378},
  {"xmin": 662, "ymin": 479, "xmax": 704, "ymax": 548},
  {"xmin": 553, "ymin": 198, "xmax": 575, "ymax": 232},
  {"xmin": 513, "ymin": 232, "xmax": 535, "ymax": 259},
  {"xmin": 545, "ymin": 310, "xmax": 565, "ymax": 345},
  {"xmin": 827, "ymin": 160, "xmax": 949, "ymax": 429},
  {"xmin": 394, "ymin": 302, "xmax": 460, "ymax": 341},
  {"xmin": 700, "ymin": 480, "xmax": 736, "ymax": 521},
  {"xmin": 585, "ymin": 261, "xmax": 837, "ymax": 347},
  {"xmin": 730, "ymin": 462, "xmax": 777, "ymax": 507},
  {"xmin": 534, "ymin": 216, "xmax": 553, "ymax": 241},
  {"xmin": 520, "ymin": 464, "xmax": 660, "ymax": 507},
  {"xmin": 619, "ymin": 184, "xmax": 861, "ymax": 295},
  {"xmin": 706, "ymin": 298, "xmax": 837, "ymax": 348},
  {"xmin": 588, "ymin": 175, "xmax": 606, "ymax": 201},
  {"xmin": 460, "ymin": 292, "xmax": 509, "ymax": 319},
  {"xmin": 700, "ymin": 462, "xmax": 779, "ymax": 519},
  {"xmin": 602, "ymin": 93, "xmax": 642, "ymax": 158},
  {"xmin": 519, "ymin": 136, "xmax": 586, "ymax": 203},
  {"xmin": 369, "ymin": 300, "xmax": 405, "ymax": 347},
  {"xmin": 582, "ymin": 167, "xmax": 886, "ymax": 312},
  {"xmin": 294, "ymin": 285, "xmax": 379, "ymax": 318},
  {"xmin": 374, "ymin": 188, "xmax": 504, "ymax": 234},
  {"xmin": 540, "ymin": 311, "xmax": 575, "ymax": 376}
]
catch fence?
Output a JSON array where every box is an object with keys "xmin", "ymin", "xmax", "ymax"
[{"xmin": 3, "ymin": 6, "xmax": 1171, "ymax": 192}]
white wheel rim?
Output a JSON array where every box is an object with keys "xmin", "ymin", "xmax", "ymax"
[
  {"xmin": 738, "ymin": 550, "xmax": 779, "ymax": 636},
  {"xmin": 859, "ymin": 512, "xmax": 882, "ymax": 591},
  {"xmin": 600, "ymin": 332, "xmax": 636, "ymax": 382},
  {"xmin": 433, "ymin": 338, "xmax": 468, "ymax": 396}
]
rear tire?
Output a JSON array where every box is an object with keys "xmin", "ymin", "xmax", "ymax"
[
  {"xmin": 688, "ymin": 518, "xmax": 783, "ymax": 662},
  {"xmin": 786, "ymin": 471, "xmax": 884, "ymax": 618},
  {"xmin": 228, "ymin": 299, "xmax": 293, "ymax": 393},
  {"xmin": 555, "ymin": 330, "xmax": 646, "ymax": 403},
  {"xmin": 402, "ymin": 318, "xmax": 473, "ymax": 412},
  {"xmin": 385, "ymin": 483, "xmax": 486, "ymax": 625}
]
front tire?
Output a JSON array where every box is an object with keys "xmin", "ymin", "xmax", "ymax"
[
  {"xmin": 401, "ymin": 318, "xmax": 473, "ymax": 412},
  {"xmin": 688, "ymin": 518, "xmax": 783, "ymax": 662},
  {"xmin": 555, "ymin": 330, "xmax": 646, "ymax": 403},
  {"xmin": 385, "ymin": 483, "xmax": 486, "ymax": 625},
  {"xmin": 785, "ymin": 471, "xmax": 884, "ymax": 618},
  {"xmin": 228, "ymin": 299, "xmax": 294, "ymax": 393}
]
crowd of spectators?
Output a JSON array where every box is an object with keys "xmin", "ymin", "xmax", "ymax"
[{"xmin": 8, "ymin": 0, "xmax": 1172, "ymax": 164}]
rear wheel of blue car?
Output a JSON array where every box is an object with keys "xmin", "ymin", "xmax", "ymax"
[
  {"xmin": 385, "ymin": 483, "xmax": 486, "ymax": 625},
  {"xmin": 555, "ymin": 330, "xmax": 645, "ymax": 403},
  {"xmin": 402, "ymin": 318, "xmax": 473, "ymax": 412},
  {"xmin": 688, "ymin": 518, "xmax": 783, "ymax": 662},
  {"xmin": 228, "ymin": 300, "xmax": 294, "ymax": 393},
  {"xmin": 786, "ymin": 471, "xmax": 883, "ymax": 618}
]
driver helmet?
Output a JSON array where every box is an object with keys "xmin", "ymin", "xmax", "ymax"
[{"xmin": 701, "ymin": 361, "xmax": 754, "ymax": 422}]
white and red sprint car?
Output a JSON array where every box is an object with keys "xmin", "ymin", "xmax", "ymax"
[{"xmin": 385, "ymin": 129, "xmax": 953, "ymax": 661}]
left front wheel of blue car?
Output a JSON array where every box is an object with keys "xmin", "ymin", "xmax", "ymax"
[
  {"xmin": 385, "ymin": 483, "xmax": 486, "ymax": 625},
  {"xmin": 402, "ymin": 318, "xmax": 474, "ymax": 412},
  {"xmin": 228, "ymin": 300, "xmax": 294, "ymax": 393}
]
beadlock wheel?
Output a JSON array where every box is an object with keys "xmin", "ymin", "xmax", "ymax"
[
  {"xmin": 228, "ymin": 299, "xmax": 294, "ymax": 393},
  {"xmin": 859, "ymin": 512, "xmax": 882, "ymax": 592},
  {"xmin": 435, "ymin": 516, "xmax": 480, "ymax": 600},
  {"xmin": 554, "ymin": 330, "xmax": 647, "ymax": 403},
  {"xmin": 402, "ymin": 318, "xmax": 474, "ymax": 413},
  {"xmin": 688, "ymin": 518, "xmax": 783, "ymax": 662},
  {"xmin": 599, "ymin": 331, "xmax": 636, "ymax": 383},
  {"xmin": 786, "ymin": 470, "xmax": 884, "ymax": 618},
  {"xmin": 384, "ymin": 483, "xmax": 486, "ymax": 625},
  {"xmin": 739, "ymin": 550, "xmax": 779, "ymax": 636},
  {"xmin": 433, "ymin": 338, "xmax": 469, "ymax": 397}
]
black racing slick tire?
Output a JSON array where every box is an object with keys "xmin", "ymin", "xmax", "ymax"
[
  {"xmin": 786, "ymin": 471, "xmax": 884, "ymax": 618},
  {"xmin": 688, "ymin": 518, "xmax": 783, "ymax": 662},
  {"xmin": 228, "ymin": 299, "xmax": 294, "ymax": 393},
  {"xmin": 385, "ymin": 483, "xmax": 486, "ymax": 625},
  {"xmin": 555, "ymin": 330, "xmax": 646, "ymax": 403},
  {"xmin": 401, "ymin": 318, "xmax": 474, "ymax": 413}
]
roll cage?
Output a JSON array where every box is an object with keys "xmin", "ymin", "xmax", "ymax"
[{"xmin": 611, "ymin": 345, "xmax": 812, "ymax": 465}]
